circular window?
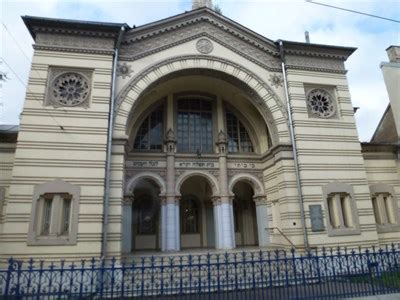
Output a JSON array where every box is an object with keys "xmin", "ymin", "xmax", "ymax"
[
  {"xmin": 306, "ymin": 89, "xmax": 335, "ymax": 118},
  {"xmin": 52, "ymin": 72, "xmax": 90, "ymax": 106}
]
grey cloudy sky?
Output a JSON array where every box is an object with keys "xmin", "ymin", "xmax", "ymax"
[{"xmin": 1, "ymin": 0, "xmax": 399, "ymax": 141}]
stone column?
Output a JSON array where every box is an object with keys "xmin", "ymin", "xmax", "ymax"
[
  {"xmin": 216, "ymin": 130, "xmax": 235, "ymax": 249},
  {"xmin": 163, "ymin": 128, "xmax": 179, "ymax": 251},
  {"xmin": 253, "ymin": 195, "xmax": 270, "ymax": 247},
  {"xmin": 122, "ymin": 195, "xmax": 134, "ymax": 253}
]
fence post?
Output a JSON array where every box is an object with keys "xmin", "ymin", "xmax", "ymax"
[
  {"xmin": 291, "ymin": 248, "xmax": 299, "ymax": 299},
  {"xmin": 4, "ymin": 258, "xmax": 15, "ymax": 299}
]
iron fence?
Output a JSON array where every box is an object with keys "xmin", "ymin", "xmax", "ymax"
[{"xmin": 1, "ymin": 244, "xmax": 399, "ymax": 299}]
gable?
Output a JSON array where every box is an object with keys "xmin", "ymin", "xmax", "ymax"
[
  {"xmin": 371, "ymin": 105, "xmax": 398, "ymax": 143},
  {"xmin": 119, "ymin": 8, "xmax": 281, "ymax": 71}
]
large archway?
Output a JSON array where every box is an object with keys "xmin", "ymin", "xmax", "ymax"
[
  {"xmin": 115, "ymin": 55, "xmax": 289, "ymax": 145},
  {"xmin": 178, "ymin": 174, "xmax": 218, "ymax": 249}
]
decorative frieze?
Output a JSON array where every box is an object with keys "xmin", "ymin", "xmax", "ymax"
[
  {"xmin": 120, "ymin": 23, "xmax": 281, "ymax": 71},
  {"xmin": 285, "ymin": 54, "xmax": 346, "ymax": 74},
  {"xmin": 35, "ymin": 33, "xmax": 115, "ymax": 55}
]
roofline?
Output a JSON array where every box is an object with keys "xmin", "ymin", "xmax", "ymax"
[
  {"xmin": 128, "ymin": 7, "xmax": 277, "ymax": 49},
  {"xmin": 22, "ymin": 15, "xmax": 130, "ymax": 40},
  {"xmin": 370, "ymin": 104, "xmax": 391, "ymax": 142},
  {"xmin": 278, "ymin": 39, "xmax": 357, "ymax": 58}
]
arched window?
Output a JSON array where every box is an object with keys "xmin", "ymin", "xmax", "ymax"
[
  {"xmin": 226, "ymin": 109, "xmax": 254, "ymax": 153},
  {"xmin": 133, "ymin": 105, "xmax": 164, "ymax": 150},
  {"xmin": 181, "ymin": 196, "xmax": 200, "ymax": 234},
  {"xmin": 134, "ymin": 195, "xmax": 157, "ymax": 235},
  {"xmin": 177, "ymin": 98, "xmax": 213, "ymax": 153}
]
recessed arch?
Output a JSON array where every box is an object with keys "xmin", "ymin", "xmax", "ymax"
[
  {"xmin": 115, "ymin": 55, "xmax": 289, "ymax": 145},
  {"xmin": 175, "ymin": 170, "xmax": 220, "ymax": 196},
  {"xmin": 125, "ymin": 172, "xmax": 167, "ymax": 196},
  {"xmin": 228, "ymin": 173, "xmax": 265, "ymax": 196}
]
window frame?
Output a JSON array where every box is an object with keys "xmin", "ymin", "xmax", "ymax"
[
  {"xmin": 225, "ymin": 108, "xmax": 255, "ymax": 153},
  {"xmin": 27, "ymin": 180, "xmax": 80, "ymax": 245},
  {"xmin": 370, "ymin": 183, "xmax": 400, "ymax": 233},
  {"xmin": 322, "ymin": 182, "xmax": 360, "ymax": 236},
  {"xmin": 132, "ymin": 102, "xmax": 165, "ymax": 152},
  {"xmin": 175, "ymin": 93, "xmax": 217, "ymax": 154}
]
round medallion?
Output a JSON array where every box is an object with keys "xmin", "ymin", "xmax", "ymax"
[
  {"xmin": 196, "ymin": 38, "xmax": 214, "ymax": 54},
  {"xmin": 306, "ymin": 89, "xmax": 335, "ymax": 118},
  {"xmin": 52, "ymin": 72, "xmax": 90, "ymax": 107}
]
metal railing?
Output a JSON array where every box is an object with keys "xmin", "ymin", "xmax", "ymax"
[
  {"xmin": 1, "ymin": 244, "xmax": 399, "ymax": 299},
  {"xmin": 270, "ymin": 227, "xmax": 297, "ymax": 249}
]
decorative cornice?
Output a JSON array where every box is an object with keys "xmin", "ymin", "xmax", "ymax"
[
  {"xmin": 123, "ymin": 13, "xmax": 278, "ymax": 57},
  {"xmin": 31, "ymin": 25, "xmax": 121, "ymax": 39},
  {"xmin": 120, "ymin": 28, "xmax": 281, "ymax": 72},
  {"xmin": 33, "ymin": 45, "xmax": 115, "ymax": 55}
]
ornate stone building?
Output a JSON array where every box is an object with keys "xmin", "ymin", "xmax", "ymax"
[{"xmin": 0, "ymin": 3, "xmax": 399, "ymax": 260}]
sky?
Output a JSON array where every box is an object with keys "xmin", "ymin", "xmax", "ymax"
[{"xmin": 1, "ymin": 0, "xmax": 399, "ymax": 141}]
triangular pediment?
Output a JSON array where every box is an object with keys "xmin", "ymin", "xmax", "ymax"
[{"xmin": 120, "ymin": 8, "xmax": 281, "ymax": 71}]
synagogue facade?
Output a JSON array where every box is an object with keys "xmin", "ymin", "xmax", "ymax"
[{"xmin": 0, "ymin": 3, "xmax": 399, "ymax": 260}]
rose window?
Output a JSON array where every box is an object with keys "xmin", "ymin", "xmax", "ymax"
[
  {"xmin": 306, "ymin": 89, "xmax": 335, "ymax": 118},
  {"xmin": 52, "ymin": 72, "xmax": 90, "ymax": 106}
]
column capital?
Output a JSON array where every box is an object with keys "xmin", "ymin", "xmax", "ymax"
[
  {"xmin": 253, "ymin": 195, "xmax": 268, "ymax": 206},
  {"xmin": 122, "ymin": 195, "xmax": 134, "ymax": 206},
  {"xmin": 211, "ymin": 196, "xmax": 222, "ymax": 206},
  {"xmin": 162, "ymin": 195, "xmax": 180, "ymax": 205}
]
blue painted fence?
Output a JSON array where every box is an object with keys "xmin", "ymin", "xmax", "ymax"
[{"xmin": 1, "ymin": 244, "xmax": 399, "ymax": 299}]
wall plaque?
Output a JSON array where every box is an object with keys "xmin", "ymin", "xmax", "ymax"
[{"xmin": 309, "ymin": 205, "xmax": 325, "ymax": 232}]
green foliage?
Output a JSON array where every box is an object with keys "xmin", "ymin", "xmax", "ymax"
[{"xmin": 214, "ymin": 4, "xmax": 222, "ymax": 15}]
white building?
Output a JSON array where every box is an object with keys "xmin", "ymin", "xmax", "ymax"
[{"xmin": 0, "ymin": 2, "xmax": 399, "ymax": 261}]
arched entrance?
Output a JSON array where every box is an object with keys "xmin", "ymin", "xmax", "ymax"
[
  {"xmin": 232, "ymin": 181, "xmax": 258, "ymax": 246},
  {"xmin": 131, "ymin": 178, "xmax": 161, "ymax": 251},
  {"xmin": 123, "ymin": 173, "xmax": 166, "ymax": 253},
  {"xmin": 179, "ymin": 175, "xmax": 216, "ymax": 249}
]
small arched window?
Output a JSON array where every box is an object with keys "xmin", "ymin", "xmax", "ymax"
[
  {"xmin": 181, "ymin": 196, "xmax": 200, "ymax": 234},
  {"xmin": 226, "ymin": 109, "xmax": 254, "ymax": 153},
  {"xmin": 133, "ymin": 105, "xmax": 164, "ymax": 151}
]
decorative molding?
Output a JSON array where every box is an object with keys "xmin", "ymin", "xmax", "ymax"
[
  {"xmin": 116, "ymin": 55, "xmax": 288, "ymax": 145},
  {"xmin": 196, "ymin": 38, "xmax": 213, "ymax": 54},
  {"xmin": 45, "ymin": 67, "xmax": 93, "ymax": 108},
  {"xmin": 120, "ymin": 23, "xmax": 281, "ymax": 71},
  {"xmin": 34, "ymin": 45, "xmax": 115, "ymax": 55},
  {"xmin": 34, "ymin": 32, "xmax": 115, "ymax": 55},
  {"xmin": 306, "ymin": 88, "xmax": 336, "ymax": 119},
  {"xmin": 32, "ymin": 26, "xmax": 120, "ymax": 39},
  {"xmin": 122, "ymin": 195, "xmax": 134, "ymax": 205},
  {"xmin": 116, "ymin": 62, "xmax": 134, "ymax": 79},
  {"xmin": 268, "ymin": 74, "xmax": 283, "ymax": 88},
  {"xmin": 286, "ymin": 54, "xmax": 346, "ymax": 74},
  {"xmin": 123, "ymin": 13, "xmax": 278, "ymax": 57}
]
